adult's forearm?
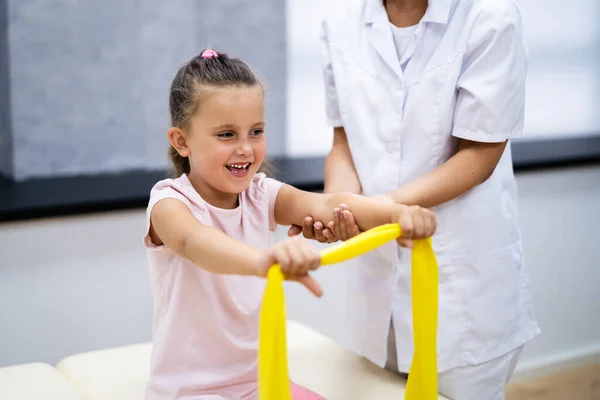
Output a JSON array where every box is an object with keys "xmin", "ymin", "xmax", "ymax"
[
  {"xmin": 323, "ymin": 127, "xmax": 362, "ymax": 194},
  {"xmin": 386, "ymin": 140, "xmax": 507, "ymax": 208}
]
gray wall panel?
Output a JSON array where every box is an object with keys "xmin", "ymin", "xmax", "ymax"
[
  {"xmin": 0, "ymin": 0, "xmax": 12, "ymax": 178},
  {"xmin": 5, "ymin": 0, "xmax": 286, "ymax": 181}
]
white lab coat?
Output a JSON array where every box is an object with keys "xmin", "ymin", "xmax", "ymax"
[{"xmin": 320, "ymin": 0, "xmax": 541, "ymax": 372}]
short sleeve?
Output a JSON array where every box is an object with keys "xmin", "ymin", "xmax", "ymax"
[
  {"xmin": 320, "ymin": 20, "xmax": 344, "ymax": 128},
  {"xmin": 251, "ymin": 173, "xmax": 284, "ymax": 232},
  {"xmin": 143, "ymin": 181, "xmax": 194, "ymax": 250},
  {"xmin": 452, "ymin": 2, "xmax": 527, "ymax": 143},
  {"xmin": 265, "ymin": 178, "xmax": 284, "ymax": 231}
]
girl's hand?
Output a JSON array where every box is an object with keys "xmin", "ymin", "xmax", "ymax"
[
  {"xmin": 287, "ymin": 217, "xmax": 339, "ymax": 243},
  {"xmin": 257, "ymin": 237, "xmax": 323, "ymax": 297},
  {"xmin": 394, "ymin": 205, "xmax": 437, "ymax": 248},
  {"xmin": 326, "ymin": 204, "xmax": 361, "ymax": 241}
]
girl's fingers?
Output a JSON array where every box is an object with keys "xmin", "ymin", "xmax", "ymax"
[
  {"xmin": 425, "ymin": 209, "xmax": 437, "ymax": 237},
  {"xmin": 291, "ymin": 274, "xmax": 323, "ymax": 297},
  {"xmin": 396, "ymin": 238, "xmax": 414, "ymax": 248},
  {"xmin": 413, "ymin": 208, "xmax": 426, "ymax": 238},
  {"xmin": 273, "ymin": 243, "xmax": 290, "ymax": 269},
  {"xmin": 397, "ymin": 206, "xmax": 414, "ymax": 239},
  {"xmin": 299, "ymin": 240, "xmax": 321, "ymax": 271},
  {"xmin": 284, "ymin": 241, "xmax": 304, "ymax": 276}
]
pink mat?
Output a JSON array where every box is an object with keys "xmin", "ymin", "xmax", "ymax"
[{"xmin": 291, "ymin": 382, "xmax": 327, "ymax": 400}]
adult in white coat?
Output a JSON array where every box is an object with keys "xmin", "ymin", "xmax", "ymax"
[{"xmin": 289, "ymin": 0, "xmax": 541, "ymax": 398}]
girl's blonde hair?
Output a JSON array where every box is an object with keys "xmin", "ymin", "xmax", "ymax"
[{"xmin": 168, "ymin": 49, "xmax": 272, "ymax": 176}]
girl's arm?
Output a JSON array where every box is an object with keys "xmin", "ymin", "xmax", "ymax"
[
  {"xmin": 150, "ymin": 198, "xmax": 324, "ymax": 296},
  {"xmin": 383, "ymin": 139, "xmax": 507, "ymax": 208},
  {"xmin": 274, "ymin": 185, "xmax": 434, "ymax": 240},
  {"xmin": 150, "ymin": 198, "xmax": 263, "ymax": 276}
]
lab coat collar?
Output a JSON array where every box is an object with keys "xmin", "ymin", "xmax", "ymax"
[
  {"xmin": 364, "ymin": 0, "xmax": 452, "ymax": 25},
  {"xmin": 365, "ymin": 1, "xmax": 403, "ymax": 83},
  {"xmin": 422, "ymin": 0, "xmax": 452, "ymax": 24},
  {"xmin": 363, "ymin": 0, "xmax": 384, "ymax": 24}
]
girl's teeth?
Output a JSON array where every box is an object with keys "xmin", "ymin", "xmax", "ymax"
[{"xmin": 229, "ymin": 163, "xmax": 249, "ymax": 169}]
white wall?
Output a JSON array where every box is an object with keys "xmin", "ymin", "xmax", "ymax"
[
  {"xmin": 0, "ymin": 211, "xmax": 154, "ymax": 366},
  {"xmin": 285, "ymin": 0, "xmax": 332, "ymax": 156},
  {"xmin": 1, "ymin": 165, "xmax": 599, "ymax": 378},
  {"xmin": 285, "ymin": 0, "xmax": 600, "ymax": 158}
]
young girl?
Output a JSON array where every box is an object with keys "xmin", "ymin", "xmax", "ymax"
[{"xmin": 143, "ymin": 49, "xmax": 437, "ymax": 400}]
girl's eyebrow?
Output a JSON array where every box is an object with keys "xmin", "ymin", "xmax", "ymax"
[
  {"xmin": 212, "ymin": 121, "xmax": 266, "ymax": 130},
  {"xmin": 212, "ymin": 123, "xmax": 238, "ymax": 130}
]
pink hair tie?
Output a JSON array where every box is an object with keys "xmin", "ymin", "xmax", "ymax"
[{"xmin": 201, "ymin": 49, "xmax": 218, "ymax": 59}]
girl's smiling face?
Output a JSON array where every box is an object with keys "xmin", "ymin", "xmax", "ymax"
[{"xmin": 169, "ymin": 84, "xmax": 266, "ymax": 209}]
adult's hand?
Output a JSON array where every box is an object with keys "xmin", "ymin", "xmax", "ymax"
[
  {"xmin": 326, "ymin": 204, "xmax": 361, "ymax": 241},
  {"xmin": 288, "ymin": 195, "xmax": 394, "ymax": 243},
  {"xmin": 325, "ymin": 195, "xmax": 395, "ymax": 241},
  {"xmin": 287, "ymin": 217, "xmax": 339, "ymax": 243}
]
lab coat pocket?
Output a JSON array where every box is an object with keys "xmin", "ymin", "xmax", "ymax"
[
  {"xmin": 437, "ymin": 242, "xmax": 525, "ymax": 358},
  {"xmin": 428, "ymin": 258, "xmax": 467, "ymax": 368}
]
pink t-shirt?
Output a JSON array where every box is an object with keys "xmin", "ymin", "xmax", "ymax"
[{"xmin": 143, "ymin": 172, "xmax": 283, "ymax": 399}]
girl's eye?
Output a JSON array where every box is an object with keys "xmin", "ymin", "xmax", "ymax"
[
  {"xmin": 218, "ymin": 131, "xmax": 234, "ymax": 139},
  {"xmin": 251, "ymin": 129, "xmax": 264, "ymax": 136}
]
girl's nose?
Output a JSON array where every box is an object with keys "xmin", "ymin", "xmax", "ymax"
[{"xmin": 236, "ymin": 141, "xmax": 253, "ymax": 156}]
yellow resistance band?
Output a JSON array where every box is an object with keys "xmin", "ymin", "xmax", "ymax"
[{"xmin": 258, "ymin": 223, "xmax": 439, "ymax": 400}]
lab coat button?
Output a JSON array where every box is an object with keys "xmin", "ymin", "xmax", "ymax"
[{"xmin": 386, "ymin": 141, "xmax": 395, "ymax": 153}]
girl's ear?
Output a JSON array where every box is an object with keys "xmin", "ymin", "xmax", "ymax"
[{"xmin": 168, "ymin": 127, "xmax": 191, "ymax": 157}]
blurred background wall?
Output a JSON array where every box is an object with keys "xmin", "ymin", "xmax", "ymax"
[{"xmin": 0, "ymin": 0, "xmax": 286, "ymax": 181}]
